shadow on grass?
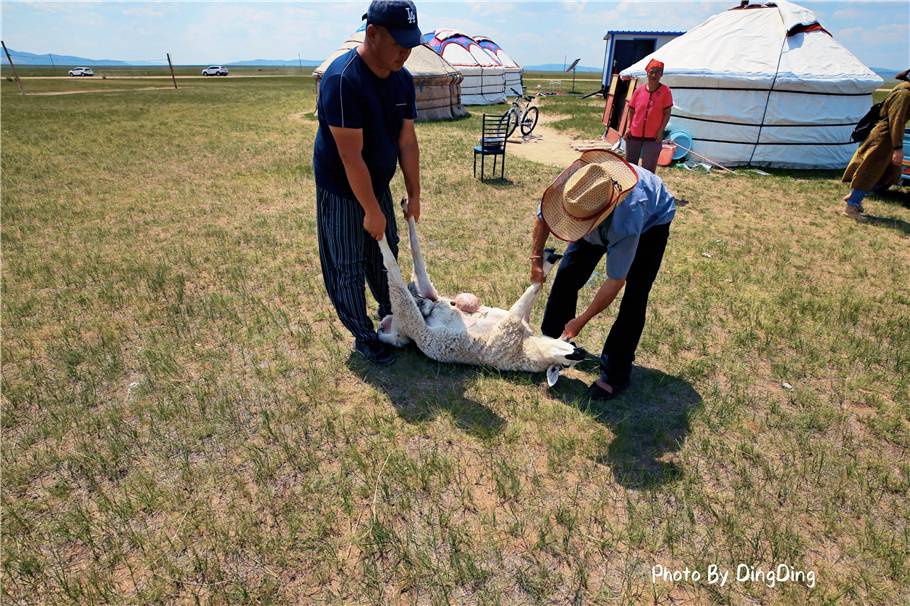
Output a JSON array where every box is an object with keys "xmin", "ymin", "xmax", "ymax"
[
  {"xmin": 475, "ymin": 175, "xmax": 515, "ymax": 187},
  {"xmin": 346, "ymin": 348, "xmax": 506, "ymax": 439},
  {"xmin": 864, "ymin": 212, "xmax": 910, "ymax": 235},
  {"xmin": 446, "ymin": 112, "xmax": 474, "ymax": 124},
  {"xmin": 871, "ymin": 187, "xmax": 910, "ymax": 209},
  {"xmin": 550, "ymin": 366, "xmax": 702, "ymax": 490}
]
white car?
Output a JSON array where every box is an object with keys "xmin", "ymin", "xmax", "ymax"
[
  {"xmin": 201, "ymin": 65, "xmax": 229, "ymax": 76},
  {"xmin": 68, "ymin": 67, "xmax": 95, "ymax": 77}
]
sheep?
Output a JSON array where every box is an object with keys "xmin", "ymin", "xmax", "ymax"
[{"xmin": 376, "ymin": 202, "xmax": 585, "ymax": 384}]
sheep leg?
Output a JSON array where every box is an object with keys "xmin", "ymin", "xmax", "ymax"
[
  {"xmin": 483, "ymin": 283, "xmax": 542, "ymax": 359},
  {"xmin": 508, "ymin": 282, "xmax": 543, "ymax": 324},
  {"xmin": 378, "ymin": 236, "xmax": 428, "ymax": 337},
  {"xmin": 401, "ymin": 200, "xmax": 439, "ymax": 301},
  {"xmin": 504, "ymin": 250, "xmax": 559, "ymax": 324}
]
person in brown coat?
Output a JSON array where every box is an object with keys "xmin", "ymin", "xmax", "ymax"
[{"xmin": 841, "ymin": 68, "xmax": 910, "ymax": 220}]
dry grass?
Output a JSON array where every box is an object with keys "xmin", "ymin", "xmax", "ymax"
[{"xmin": 2, "ymin": 75, "xmax": 909, "ymax": 605}]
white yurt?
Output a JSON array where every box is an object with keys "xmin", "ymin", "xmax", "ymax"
[
  {"xmin": 313, "ymin": 30, "xmax": 467, "ymax": 121},
  {"xmin": 421, "ymin": 29, "xmax": 506, "ymax": 105},
  {"xmin": 621, "ymin": 0, "xmax": 883, "ymax": 168},
  {"xmin": 473, "ymin": 35, "xmax": 524, "ymax": 96}
]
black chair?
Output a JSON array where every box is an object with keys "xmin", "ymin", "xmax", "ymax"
[{"xmin": 473, "ymin": 113, "xmax": 509, "ymax": 180}]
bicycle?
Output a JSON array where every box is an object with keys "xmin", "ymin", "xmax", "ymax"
[{"xmin": 502, "ymin": 87, "xmax": 540, "ymax": 138}]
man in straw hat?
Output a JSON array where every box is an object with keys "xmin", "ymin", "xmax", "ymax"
[
  {"xmin": 530, "ymin": 150, "xmax": 676, "ymax": 400},
  {"xmin": 313, "ymin": 0, "xmax": 423, "ymax": 366}
]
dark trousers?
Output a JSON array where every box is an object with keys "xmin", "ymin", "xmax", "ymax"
[
  {"xmin": 625, "ymin": 136, "xmax": 662, "ymax": 173},
  {"xmin": 541, "ymin": 222, "xmax": 670, "ymax": 385},
  {"xmin": 316, "ymin": 186, "xmax": 399, "ymax": 344}
]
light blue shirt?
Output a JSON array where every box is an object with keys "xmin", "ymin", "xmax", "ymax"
[{"xmin": 538, "ymin": 165, "xmax": 676, "ymax": 280}]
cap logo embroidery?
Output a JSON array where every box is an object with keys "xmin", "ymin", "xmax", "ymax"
[{"xmin": 405, "ymin": 6, "xmax": 416, "ymax": 23}]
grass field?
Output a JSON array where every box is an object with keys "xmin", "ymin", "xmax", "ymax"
[{"xmin": 2, "ymin": 75, "xmax": 909, "ymax": 605}]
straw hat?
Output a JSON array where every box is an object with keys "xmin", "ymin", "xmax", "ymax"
[{"xmin": 541, "ymin": 149, "xmax": 639, "ymax": 241}]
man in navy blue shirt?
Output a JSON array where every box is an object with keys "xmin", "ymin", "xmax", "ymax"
[
  {"xmin": 314, "ymin": 0, "xmax": 422, "ymax": 365},
  {"xmin": 531, "ymin": 150, "xmax": 676, "ymax": 400}
]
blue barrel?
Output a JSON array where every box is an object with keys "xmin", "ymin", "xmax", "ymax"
[{"xmin": 668, "ymin": 130, "xmax": 692, "ymax": 161}]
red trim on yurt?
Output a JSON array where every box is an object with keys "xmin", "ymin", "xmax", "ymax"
[{"xmin": 787, "ymin": 23, "xmax": 831, "ymax": 36}]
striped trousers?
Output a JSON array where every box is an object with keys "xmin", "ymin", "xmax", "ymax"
[{"xmin": 316, "ymin": 186, "xmax": 399, "ymax": 344}]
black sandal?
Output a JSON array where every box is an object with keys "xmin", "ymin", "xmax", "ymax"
[{"xmin": 587, "ymin": 380, "xmax": 629, "ymax": 401}]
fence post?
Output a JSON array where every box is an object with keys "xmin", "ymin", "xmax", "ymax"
[
  {"xmin": 167, "ymin": 53, "xmax": 178, "ymax": 89},
  {"xmin": 2, "ymin": 41, "xmax": 26, "ymax": 95}
]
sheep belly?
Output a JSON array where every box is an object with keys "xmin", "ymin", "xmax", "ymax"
[
  {"xmin": 420, "ymin": 306, "xmax": 517, "ymax": 366},
  {"xmin": 425, "ymin": 304, "xmax": 506, "ymax": 335}
]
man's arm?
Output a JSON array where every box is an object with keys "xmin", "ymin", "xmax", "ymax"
[
  {"xmin": 530, "ymin": 215, "xmax": 551, "ymax": 283},
  {"xmin": 562, "ymin": 230, "xmax": 638, "ymax": 338},
  {"xmin": 560, "ymin": 278, "xmax": 626, "ymax": 339},
  {"xmin": 330, "ymin": 125, "xmax": 386, "ymax": 240},
  {"xmin": 398, "ymin": 118, "xmax": 421, "ymax": 220}
]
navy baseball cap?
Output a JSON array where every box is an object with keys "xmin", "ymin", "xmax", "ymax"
[{"xmin": 362, "ymin": 0, "xmax": 422, "ymax": 49}]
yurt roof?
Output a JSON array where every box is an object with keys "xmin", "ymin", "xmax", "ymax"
[
  {"xmin": 621, "ymin": 0, "xmax": 881, "ymax": 94},
  {"xmin": 422, "ymin": 29, "xmax": 502, "ymax": 68},
  {"xmin": 472, "ymin": 35, "xmax": 521, "ymax": 69},
  {"xmin": 313, "ymin": 31, "xmax": 460, "ymax": 78}
]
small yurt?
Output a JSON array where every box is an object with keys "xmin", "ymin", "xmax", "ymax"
[
  {"xmin": 313, "ymin": 30, "xmax": 467, "ymax": 121},
  {"xmin": 620, "ymin": 0, "xmax": 882, "ymax": 168},
  {"xmin": 421, "ymin": 29, "xmax": 506, "ymax": 105},
  {"xmin": 473, "ymin": 35, "xmax": 523, "ymax": 96}
]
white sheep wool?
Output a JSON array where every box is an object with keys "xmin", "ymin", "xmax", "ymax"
[{"xmin": 375, "ymin": 216, "xmax": 584, "ymax": 379}]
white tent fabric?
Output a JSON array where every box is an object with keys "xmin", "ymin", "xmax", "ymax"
[
  {"xmin": 313, "ymin": 31, "xmax": 467, "ymax": 121},
  {"xmin": 422, "ymin": 29, "xmax": 506, "ymax": 105},
  {"xmin": 621, "ymin": 1, "xmax": 883, "ymax": 168},
  {"xmin": 473, "ymin": 35, "xmax": 523, "ymax": 96}
]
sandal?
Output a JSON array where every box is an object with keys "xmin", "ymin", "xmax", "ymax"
[{"xmin": 587, "ymin": 379, "xmax": 629, "ymax": 401}]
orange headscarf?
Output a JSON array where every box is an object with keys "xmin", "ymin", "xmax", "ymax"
[{"xmin": 646, "ymin": 59, "xmax": 664, "ymax": 72}]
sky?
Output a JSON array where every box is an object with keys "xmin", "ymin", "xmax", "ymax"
[{"xmin": 1, "ymin": 1, "xmax": 907, "ymax": 69}]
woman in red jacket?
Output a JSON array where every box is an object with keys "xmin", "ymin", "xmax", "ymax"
[{"xmin": 623, "ymin": 59, "xmax": 673, "ymax": 172}]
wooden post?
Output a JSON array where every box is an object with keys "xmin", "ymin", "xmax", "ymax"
[
  {"xmin": 166, "ymin": 53, "xmax": 178, "ymax": 89},
  {"xmin": 617, "ymin": 78, "xmax": 638, "ymax": 139},
  {"xmin": 2, "ymin": 41, "xmax": 25, "ymax": 95}
]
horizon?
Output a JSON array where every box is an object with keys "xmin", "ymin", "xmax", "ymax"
[
  {"xmin": 0, "ymin": 48, "xmax": 617, "ymax": 70},
  {"xmin": 1, "ymin": 1, "xmax": 906, "ymax": 71}
]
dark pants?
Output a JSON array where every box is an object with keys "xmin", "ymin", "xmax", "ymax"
[
  {"xmin": 625, "ymin": 136, "xmax": 661, "ymax": 173},
  {"xmin": 541, "ymin": 222, "xmax": 670, "ymax": 385},
  {"xmin": 316, "ymin": 186, "xmax": 399, "ymax": 344}
]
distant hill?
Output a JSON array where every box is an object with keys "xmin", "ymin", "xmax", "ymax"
[
  {"xmin": 524, "ymin": 64, "xmax": 601, "ymax": 73},
  {"xmin": 872, "ymin": 67, "xmax": 901, "ymax": 81},
  {"xmin": 1, "ymin": 48, "xmax": 132, "ymax": 66},
  {"xmin": 0, "ymin": 47, "xmax": 322, "ymax": 67}
]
